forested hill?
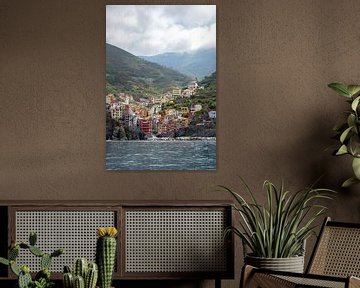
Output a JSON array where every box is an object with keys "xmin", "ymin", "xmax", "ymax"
[
  {"xmin": 106, "ymin": 43, "xmax": 192, "ymax": 99},
  {"xmin": 141, "ymin": 48, "xmax": 216, "ymax": 80},
  {"xmin": 196, "ymin": 71, "xmax": 216, "ymax": 98}
]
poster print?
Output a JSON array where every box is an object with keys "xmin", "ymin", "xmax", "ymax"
[{"xmin": 106, "ymin": 5, "xmax": 216, "ymax": 170}]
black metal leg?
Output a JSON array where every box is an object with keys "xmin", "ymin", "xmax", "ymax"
[{"xmin": 215, "ymin": 278, "xmax": 221, "ymax": 288}]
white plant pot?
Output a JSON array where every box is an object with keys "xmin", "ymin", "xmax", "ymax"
[{"xmin": 245, "ymin": 254, "xmax": 305, "ymax": 273}]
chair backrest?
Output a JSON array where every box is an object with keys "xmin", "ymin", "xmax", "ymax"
[{"xmin": 307, "ymin": 217, "xmax": 360, "ymax": 277}]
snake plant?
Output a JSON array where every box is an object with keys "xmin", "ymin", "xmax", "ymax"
[{"xmin": 220, "ymin": 178, "xmax": 335, "ymax": 258}]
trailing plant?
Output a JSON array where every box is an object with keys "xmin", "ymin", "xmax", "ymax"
[
  {"xmin": 0, "ymin": 232, "xmax": 63, "ymax": 288},
  {"xmin": 62, "ymin": 258, "xmax": 98, "ymax": 288},
  {"xmin": 328, "ymin": 83, "xmax": 360, "ymax": 187},
  {"xmin": 96, "ymin": 227, "xmax": 118, "ymax": 288},
  {"xmin": 220, "ymin": 179, "xmax": 335, "ymax": 258}
]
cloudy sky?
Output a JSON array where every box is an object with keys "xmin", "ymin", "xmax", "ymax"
[{"xmin": 106, "ymin": 5, "xmax": 216, "ymax": 56}]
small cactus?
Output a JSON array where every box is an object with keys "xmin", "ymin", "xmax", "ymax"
[
  {"xmin": 64, "ymin": 265, "xmax": 72, "ymax": 273},
  {"xmin": 63, "ymin": 259, "xmax": 98, "ymax": 288},
  {"xmin": 29, "ymin": 245, "xmax": 44, "ymax": 257},
  {"xmin": 74, "ymin": 275, "xmax": 85, "ymax": 288},
  {"xmin": 51, "ymin": 248, "xmax": 64, "ymax": 258},
  {"xmin": 35, "ymin": 268, "xmax": 50, "ymax": 281},
  {"xmin": 74, "ymin": 258, "xmax": 88, "ymax": 279},
  {"xmin": 63, "ymin": 273, "xmax": 74, "ymax": 288},
  {"xmin": 19, "ymin": 243, "xmax": 30, "ymax": 249},
  {"xmin": 9, "ymin": 246, "xmax": 19, "ymax": 260},
  {"xmin": 0, "ymin": 232, "xmax": 63, "ymax": 288},
  {"xmin": 96, "ymin": 227, "xmax": 118, "ymax": 288},
  {"xmin": 85, "ymin": 263, "xmax": 98, "ymax": 288},
  {"xmin": 18, "ymin": 268, "xmax": 32, "ymax": 288},
  {"xmin": 41, "ymin": 253, "xmax": 52, "ymax": 270}
]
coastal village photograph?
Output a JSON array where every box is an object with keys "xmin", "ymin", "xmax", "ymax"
[{"xmin": 106, "ymin": 5, "xmax": 216, "ymax": 170}]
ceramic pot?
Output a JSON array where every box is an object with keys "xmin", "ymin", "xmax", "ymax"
[{"xmin": 245, "ymin": 254, "xmax": 305, "ymax": 273}]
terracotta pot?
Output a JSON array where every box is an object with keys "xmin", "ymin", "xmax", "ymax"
[{"xmin": 245, "ymin": 254, "xmax": 305, "ymax": 273}]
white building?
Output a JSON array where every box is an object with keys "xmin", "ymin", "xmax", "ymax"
[{"xmin": 208, "ymin": 111, "xmax": 216, "ymax": 119}]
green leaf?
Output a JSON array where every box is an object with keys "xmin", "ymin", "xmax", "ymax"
[
  {"xmin": 347, "ymin": 114, "xmax": 356, "ymax": 128},
  {"xmin": 8, "ymin": 247, "xmax": 19, "ymax": 261},
  {"xmin": 349, "ymin": 135, "xmax": 360, "ymax": 156},
  {"xmin": 342, "ymin": 177, "xmax": 360, "ymax": 188},
  {"xmin": 336, "ymin": 145, "xmax": 348, "ymax": 155},
  {"xmin": 40, "ymin": 254, "xmax": 51, "ymax": 270},
  {"xmin": 347, "ymin": 85, "xmax": 360, "ymax": 97},
  {"xmin": 10, "ymin": 261, "xmax": 20, "ymax": 276},
  {"xmin": 351, "ymin": 96, "xmax": 360, "ymax": 111},
  {"xmin": 0, "ymin": 257, "xmax": 9, "ymax": 266},
  {"xmin": 328, "ymin": 83, "xmax": 351, "ymax": 97},
  {"xmin": 340, "ymin": 126, "xmax": 353, "ymax": 143},
  {"xmin": 29, "ymin": 246, "xmax": 44, "ymax": 257},
  {"xmin": 352, "ymin": 157, "xmax": 360, "ymax": 179}
]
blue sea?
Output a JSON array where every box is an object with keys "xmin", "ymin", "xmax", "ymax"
[{"xmin": 106, "ymin": 140, "xmax": 216, "ymax": 170}]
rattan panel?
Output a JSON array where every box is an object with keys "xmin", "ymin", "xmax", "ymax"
[
  {"xmin": 15, "ymin": 211, "xmax": 115, "ymax": 272},
  {"xmin": 310, "ymin": 226, "xmax": 360, "ymax": 277},
  {"xmin": 277, "ymin": 275, "xmax": 345, "ymax": 288},
  {"xmin": 125, "ymin": 210, "xmax": 227, "ymax": 273}
]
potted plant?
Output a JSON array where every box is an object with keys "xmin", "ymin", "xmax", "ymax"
[
  {"xmin": 62, "ymin": 258, "xmax": 98, "ymax": 288},
  {"xmin": 220, "ymin": 179, "xmax": 334, "ymax": 273},
  {"xmin": 328, "ymin": 82, "xmax": 360, "ymax": 187},
  {"xmin": 96, "ymin": 227, "xmax": 118, "ymax": 288},
  {"xmin": 0, "ymin": 232, "xmax": 63, "ymax": 288}
]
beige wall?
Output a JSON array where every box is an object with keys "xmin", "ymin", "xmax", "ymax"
[{"xmin": 1, "ymin": 0, "xmax": 360, "ymax": 287}]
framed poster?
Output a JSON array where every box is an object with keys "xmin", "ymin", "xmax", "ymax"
[{"xmin": 105, "ymin": 5, "xmax": 216, "ymax": 170}]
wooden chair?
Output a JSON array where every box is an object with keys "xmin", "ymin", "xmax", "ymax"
[{"xmin": 241, "ymin": 217, "xmax": 360, "ymax": 288}]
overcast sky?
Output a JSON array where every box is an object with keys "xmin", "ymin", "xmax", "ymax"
[{"xmin": 106, "ymin": 5, "xmax": 216, "ymax": 56}]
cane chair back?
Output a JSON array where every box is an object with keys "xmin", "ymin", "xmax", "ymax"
[
  {"xmin": 307, "ymin": 217, "xmax": 360, "ymax": 278},
  {"xmin": 241, "ymin": 218, "xmax": 360, "ymax": 288}
]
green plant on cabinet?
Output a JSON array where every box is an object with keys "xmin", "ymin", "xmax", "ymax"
[
  {"xmin": 0, "ymin": 232, "xmax": 64, "ymax": 288},
  {"xmin": 328, "ymin": 82, "xmax": 360, "ymax": 187},
  {"xmin": 220, "ymin": 178, "xmax": 335, "ymax": 258}
]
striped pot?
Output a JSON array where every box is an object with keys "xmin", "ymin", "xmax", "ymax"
[{"xmin": 245, "ymin": 254, "xmax": 305, "ymax": 273}]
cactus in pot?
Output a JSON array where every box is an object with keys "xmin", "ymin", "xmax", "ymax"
[
  {"xmin": 96, "ymin": 227, "xmax": 118, "ymax": 288},
  {"xmin": 85, "ymin": 262, "xmax": 98, "ymax": 288},
  {"xmin": 73, "ymin": 275, "xmax": 85, "ymax": 288},
  {"xmin": 74, "ymin": 258, "xmax": 88, "ymax": 280},
  {"xmin": 62, "ymin": 266, "xmax": 74, "ymax": 288},
  {"xmin": 62, "ymin": 259, "xmax": 98, "ymax": 288},
  {"xmin": 0, "ymin": 232, "xmax": 63, "ymax": 288}
]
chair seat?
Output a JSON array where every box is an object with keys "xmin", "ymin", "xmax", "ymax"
[
  {"xmin": 243, "ymin": 265, "xmax": 360, "ymax": 288},
  {"xmin": 277, "ymin": 274, "xmax": 346, "ymax": 288}
]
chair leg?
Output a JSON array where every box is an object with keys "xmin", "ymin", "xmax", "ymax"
[
  {"xmin": 349, "ymin": 276, "xmax": 360, "ymax": 288},
  {"xmin": 215, "ymin": 278, "xmax": 221, "ymax": 288},
  {"xmin": 240, "ymin": 265, "xmax": 296, "ymax": 288},
  {"xmin": 240, "ymin": 265, "xmax": 255, "ymax": 288}
]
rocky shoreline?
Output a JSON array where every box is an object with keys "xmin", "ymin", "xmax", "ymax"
[
  {"xmin": 107, "ymin": 137, "xmax": 216, "ymax": 142},
  {"xmin": 107, "ymin": 116, "xmax": 216, "ymax": 141}
]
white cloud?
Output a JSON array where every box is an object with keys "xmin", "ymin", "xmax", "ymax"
[{"xmin": 106, "ymin": 5, "xmax": 216, "ymax": 56}]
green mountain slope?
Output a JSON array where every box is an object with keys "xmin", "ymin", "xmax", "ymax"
[
  {"xmin": 141, "ymin": 48, "xmax": 216, "ymax": 80},
  {"xmin": 106, "ymin": 43, "xmax": 192, "ymax": 99},
  {"xmin": 163, "ymin": 71, "xmax": 216, "ymax": 114}
]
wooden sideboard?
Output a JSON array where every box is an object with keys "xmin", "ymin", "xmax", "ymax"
[{"xmin": 0, "ymin": 201, "xmax": 234, "ymax": 288}]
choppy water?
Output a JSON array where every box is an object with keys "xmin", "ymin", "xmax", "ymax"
[{"xmin": 106, "ymin": 140, "xmax": 216, "ymax": 170}]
